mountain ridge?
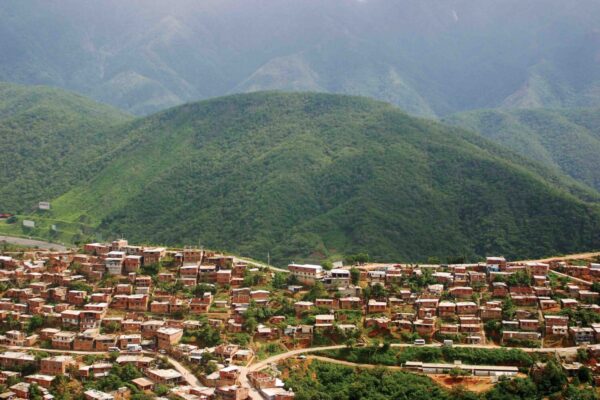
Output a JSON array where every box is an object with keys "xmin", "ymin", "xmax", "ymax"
[
  {"xmin": 2, "ymin": 0, "xmax": 600, "ymax": 115},
  {"xmin": 15, "ymin": 90, "xmax": 599, "ymax": 264}
]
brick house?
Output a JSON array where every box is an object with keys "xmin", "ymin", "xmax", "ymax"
[
  {"xmin": 437, "ymin": 301, "xmax": 456, "ymax": 318},
  {"xmin": 141, "ymin": 320, "xmax": 165, "ymax": 339},
  {"xmin": 142, "ymin": 248, "xmax": 166, "ymax": 266},
  {"xmin": 146, "ymin": 369, "xmax": 182, "ymax": 385},
  {"xmin": 544, "ymin": 315, "xmax": 569, "ymax": 335},
  {"xmin": 118, "ymin": 334, "xmax": 142, "ymax": 349},
  {"xmin": 294, "ymin": 301, "xmax": 313, "ymax": 314},
  {"xmin": 315, "ymin": 298, "xmax": 336, "ymax": 310},
  {"xmin": 40, "ymin": 356, "xmax": 76, "ymax": 376},
  {"xmin": 190, "ymin": 294, "xmax": 213, "ymax": 314},
  {"xmin": 52, "ymin": 331, "xmax": 77, "ymax": 350},
  {"xmin": 456, "ymin": 302, "xmax": 478, "ymax": 315},
  {"xmin": 519, "ymin": 319, "xmax": 540, "ymax": 332},
  {"xmin": 367, "ymin": 299, "xmax": 387, "ymax": 313},
  {"xmin": 156, "ymin": 327, "xmax": 183, "ymax": 350},
  {"xmin": 338, "ymin": 297, "xmax": 361, "ymax": 310},
  {"xmin": 73, "ymin": 330, "xmax": 98, "ymax": 351},
  {"xmin": 95, "ymin": 334, "xmax": 117, "ymax": 351},
  {"xmin": 123, "ymin": 256, "xmax": 142, "ymax": 273},
  {"xmin": 449, "ymin": 286, "xmax": 473, "ymax": 299}
]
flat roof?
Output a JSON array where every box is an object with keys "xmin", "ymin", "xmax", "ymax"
[{"xmin": 405, "ymin": 361, "xmax": 518, "ymax": 372}]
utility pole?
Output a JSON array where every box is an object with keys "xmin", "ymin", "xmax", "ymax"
[{"xmin": 267, "ymin": 252, "xmax": 271, "ymax": 268}]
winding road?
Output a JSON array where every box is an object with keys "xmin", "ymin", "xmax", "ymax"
[
  {"xmin": 236, "ymin": 342, "xmax": 582, "ymax": 398},
  {"xmin": 3, "ymin": 340, "xmax": 587, "ymax": 400}
]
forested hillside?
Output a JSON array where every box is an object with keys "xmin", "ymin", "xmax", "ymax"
[
  {"xmin": 1, "ymin": 0, "xmax": 599, "ymax": 115},
  {"xmin": 0, "ymin": 82, "xmax": 132, "ymax": 212},
  {"xmin": 445, "ymin": 108, "xmax": 600, "ymax": 191},
  {"xmin": 25, "ymin": 92, "xmax": 600, "ymax": 264}
]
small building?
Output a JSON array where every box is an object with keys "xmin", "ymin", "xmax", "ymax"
[{"xmin": 145, "ymin": 368, "xmax": 182, "ymax": 385}]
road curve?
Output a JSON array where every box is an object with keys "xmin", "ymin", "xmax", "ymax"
[
  {"xmin": 246, "ymin": 342, "xmax": 581, "ymax": 374},
  {"xmin": 0, "ymin": 235, "xmax": 69, "ymax": 252}
]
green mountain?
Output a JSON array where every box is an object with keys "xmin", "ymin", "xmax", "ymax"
[
  {"xmin": 20, "ymin": 92, "xmax": 600, "ymax": 264},
  {"xmin": 445, "ymin": 108, "xmax": 600, "ymax": 191},
  {"xmin": 1, "ymin": 1, "xmax": 600, "ymax": 116},
  {"xmin": 0, "ymin": 82, "xmax": 133, "ymax": 213}
]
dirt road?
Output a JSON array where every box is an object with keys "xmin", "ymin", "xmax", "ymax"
[{"xmin": 0, "ymin": 235, "xmax": 68, "ymax": 251}]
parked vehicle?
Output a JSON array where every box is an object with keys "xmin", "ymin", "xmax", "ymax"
[
  {"xmin": 126, "ymin": 344, "xmax": 143, "ymax": 353},
  {"xmin": 414, "ymin": 339, "xmax": 426, "ymax": 346},
  {"xmin": 443, "ymin": 340, "xmax": 453, "ymax": 347},
  {"xmin": 108, "ymin": 347, "xmax": 120, "ymax": 353}
]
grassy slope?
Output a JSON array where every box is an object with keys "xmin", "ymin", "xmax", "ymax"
[
  {"xmin": 39, "ymin": 92, "xmax": 600, "ymax": 264},
  {"xmin": 0, "ymin": 82, "xmax": 133, "ymax": 213},
  {"xmin": 444, "ymin": 108, "xmax": 600, "ymax": 191}
]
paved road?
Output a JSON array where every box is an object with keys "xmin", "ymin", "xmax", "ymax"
[{"xmin": 0, "ymin": 235, "xmax": 69, "ymax": 252}]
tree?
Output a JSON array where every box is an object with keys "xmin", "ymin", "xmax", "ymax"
[
  {"xmin": 485, "ymin": 377, "xmax": 537, "ymax": 400},
  {"xmin": 51, "ymin": 375, "xmax": 83, "ymax": 400},
  {"xmin": 371, "ymin": 283, "xmax": 386, "ymax": 299},
  {"xmin": 68, "ymin": 280, "xmax": 93, "ymax": 293},
  {"xmin": 244, "ymin": 317, "xmax": 258, "ymax": 334},
  {"xmin": 272, "ymin": 272, "xmax": 287, "ymax": 289},
  {"xmin": 102, "ymin": 321, "xmax": 120, "ymax": 334},
  {"xmin": 154, "ymin": 384, "xmax": 169, "ymax": 396},
  {"xmin": 321, "ymin": 261, "xmax": 333, "ymax": 271},
  {"xmin": 29, "ymin": 383, "xmax": 43, "ymax": 400},
  {"xmin": 28, "ymin": 315, "xmax": 45, "ymax": 333},
  {"xmin": 502, "ymin": 297, "xmax": 516, "ymax": 320},
  {"xmin": 534, "ymin": 359, "xmax": 567, "ymax": 395},
  {"xmin": 562, "ymin": 384, "xmax": 600, "ymax": 400},
  {"xmin": 192, "ymin": 283, "xmax": 216, "ymax": 296},
  {"xmin": 507, "ymin": 270, "xmax": 531, "ymax": 286},
  {"xmin": 577, "ymin": 348, "xmax": 590, "ymax": 363},
  {"xmin": 449, "ymin": 367, "xmax": 468, "ymax": 379},
  {"xmin": 578, "ymin": 366, "xmax": 592, "ymax": 383},
  {"xmin": 303, "ymin": 281, "xmax": 327, "ymax": 302},
  {"xmin": 344, "ymin": 253, "xmax": 369, "ymax": 266},
  {"xmin": 350, "ymin": 268, "xmax": 360, "ymax": 285},
  {"xmin": 354, "ymin": 253, "xmax": 369, "ymax": 265}
]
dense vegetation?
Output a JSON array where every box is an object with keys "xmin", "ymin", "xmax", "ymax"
[
  {"xmin": 285, "ymin": 360, "xmax": 466, "ymax": 400},
  {"xmin": 320, "ymin": 346, "xmax": 537, "ymax": 369},
  {"xmin": 286, "ymin": 359, "xmax": 598, "ymax": 400},
  {"xmin": 446, "ymin": 108, "xmax": 600, "ymax": 190},
  {"xmin": 0, "ymin": 82, "xmax": 132, "ymax": 212},
  {"xmin": 1, "ymin": 1, "xmax": 600, "ymax": 115},
  {"xmin": 6, "ymin": 91, "xmax": 600, "ymax": 264}
]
